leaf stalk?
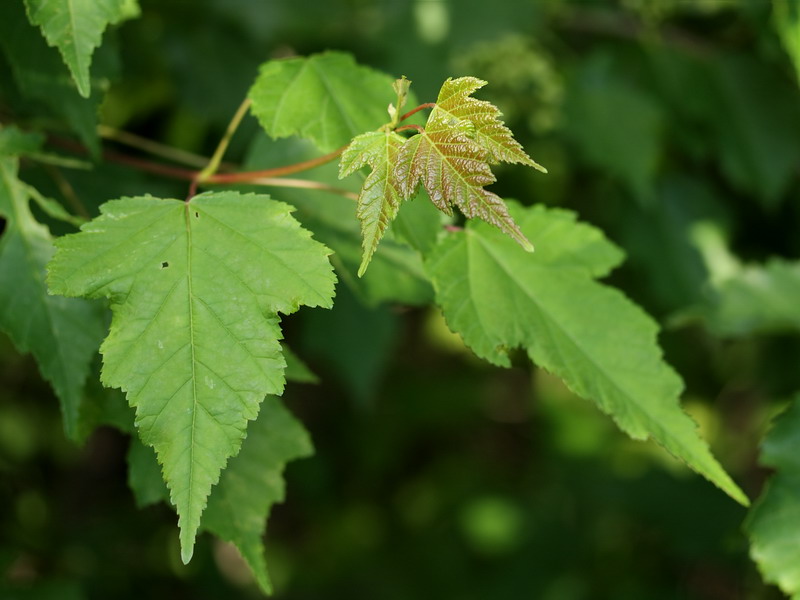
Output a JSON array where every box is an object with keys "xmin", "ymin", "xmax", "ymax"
[{"xmin": 197, "ymin": 97, "xmax": 253, "ymax": 182}]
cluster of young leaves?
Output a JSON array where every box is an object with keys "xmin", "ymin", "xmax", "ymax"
[{"xmin": 339, "ymin": 75, "xmax": 547, "ymax": 276}]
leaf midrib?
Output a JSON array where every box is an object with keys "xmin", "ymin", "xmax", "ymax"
[{"xmin": 470, "ymin": 233, "xmax": 696, "ymax": 454}]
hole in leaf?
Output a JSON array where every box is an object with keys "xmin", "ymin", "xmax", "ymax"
[{"xmin": 161, "ymin": 261, "xmax": 169, "ymax": 269}]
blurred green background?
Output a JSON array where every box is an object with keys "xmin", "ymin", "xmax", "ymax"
[{"xmin": 2, "ymin": 0, "xmax": 800, "ymax": 598}]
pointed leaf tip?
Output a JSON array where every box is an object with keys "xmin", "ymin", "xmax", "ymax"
[
  {"xmin": 180, "ymin": 538, "xmax": 194, "ymax": 564},
  {"xmin": 426, "ymin": 203, "xmax": 747, "ymax": 505},
  {"xmin": 339, "ymin": 130, "xmax": 406, "ymax": 276}
]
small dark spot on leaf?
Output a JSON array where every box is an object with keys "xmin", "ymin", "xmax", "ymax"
[
  {"xmin": 161, "ymin": 261, "xmax": 169, "ymax": 269},
  {"xmin": 194, "ymin": 212, "xmax": 199, "ymax": 218}
]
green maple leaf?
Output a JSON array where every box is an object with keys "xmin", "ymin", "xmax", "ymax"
[
  {"xmin": 0, "ymin": 1, "xmax": 102, "ymax": 155},
  {"xmin": 746, "ymin": 396, "xmax": 800, "ymax": 598},
  {"xmin": 395, "ymin": 77, "xmax": 538, "ymax": 252},
  {"xmin": 426, "ymin": 202, "xmax": 748, "ymax": 506},
  {"xmin": 338, "ymin": 130, "xmax": 406, "ymax": 277},
  {"xmin": 249, "ymin": 51, "xmax": 398, "ymax": 153},
  {"xmin": 127, "ymin": 395, "xmax": 312, "ymax": 594},
  {"xmin": 47, "ymin": 191, "xmax": 336, "ymax": 562},
  {"xmin": 0, "ymin": 158, "xmax": 104, "ymax": 440},
  {"xmin": 23, "ymin": 0, "xmax": 139, "ymax": 98},
  {"xmin": 432, "ymin": 76, "xmax": 546, "ymax": 169}
]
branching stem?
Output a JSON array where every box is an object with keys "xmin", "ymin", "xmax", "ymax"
[
  {"xmin": 399, "ymin": 103, "xmax": 435, "ymax": 122},
  {"xmin": 197, "ymin": 97, "xmax": 252, "ymax": 182},
  {"xmin": 395, "ymin": 124, "xmax": 425, "ymax": 135},
  {"xmin": 240, "ymin": 177, "xmax": 359, "ymax": 200},
  {"xmin": 98, "ymin": 125, "xmax": 213, "ymax": 169},
  {"xmin": 48, "ymin": 132, "xmax": 356, "ymax": 201},
  {"xmin": 203, "ymin": 145, "xmax": 347, "ymax": 184}
]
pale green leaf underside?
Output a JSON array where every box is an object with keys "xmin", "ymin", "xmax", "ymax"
[
  {"xmin": 127, "ymin": 396, "xmax": 313, "ymax": 594},
  {"xmin": 47, "ymin": 191, "xmax": 335, "ymax": 562},
  {"xmin": 339, "ymin": 130, "xmax": 406, "ymax": 276},
  {"xmin": 203, "ymin": 396, "xmax": 313, "ymax": 594},
  {"xmin": 23, "ymin": 0, "xmax": 138, "ymax": 97},
  {"xmin": 0, "ymin": 158, "xmax": 104, "ymax": 440},
  {"xmin": 746, "ymin": 396, "xmax": 800, "ymax": 598},
  {"xmin": 704, "ymin": 259, "xmax": 800, "ymax": 336},
  {"xmin": 248, "ymin": 51, "xmax": 396, "ymax": 153},
  {"xmin": 425, "ymin": 203, "xmax": 747, "ymax": 505}
]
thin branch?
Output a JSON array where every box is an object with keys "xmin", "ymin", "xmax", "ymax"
[
  {"xmin": 399, "ymin": 102, "xmax": 435, "ymax": 123},
  {"xmin": 229, "ymin": 176, "xmax": 359, "ymax": 200},
  {"xmin": 104, "ymin": 149, "xmax": 197, "ymax": 180},
  {"xmin": 42, "ymin": 165, "xmax": 90, "ymax": 219},
  {"xmin": 98, "ymin": 125, "xmax": 213, "ymax": 169},
  {"xmin": 48, "ymin": 134, "xmax": 356, "ymax": 199},
  {"xmin": 204, "ymin": 145, "xmax": 348, "ymax": 184},
  {"xmin": 47, "ymin": 134, "xmax": 198, "ymax": 180},
  {"xmin": 395, "ymin": 124, "xmax": 425, "ymax": 135}
]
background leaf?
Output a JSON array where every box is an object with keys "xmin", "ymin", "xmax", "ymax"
[
  {"xmin": 249, "ymin": 51, "xmax": 397, "ymax": 153},
  {"xmin": 700, "ymin": 258, "xmax": 800, "ymax": 337},
  {"xmin": 202, "ymin": 395, "xmax": 313, "ymax": 595},
  {"xmin": 0, "ymin": 158, "xmax": 104, "ymax": 440},
  {"xmin": 774, "ymin": 0, "xmax": 800, "ymax": 83},
  {"xmin": 563, "ymin": 56, "xmax": 663, "ymax": 204},
  {"xmin": 746, "ymin": 395, "xmax": 800, "ymax": 598},
  {"xmin": 0, "ymin": 1, "xmax": 104, "ymax": 156},
  {"xmin": 23, "ymin": 0, "xmax": 139, "ymax": 98},
  {"xmin": 126, "ymin": 396, "xmax": 313, "ymax": 594}
]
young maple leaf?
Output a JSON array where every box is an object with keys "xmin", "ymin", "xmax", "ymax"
[
  {"xmin": 433, "ymin": 76, "xmax": 547, "ymax": 170},
  {"xmin": 395, "ymin": 77, "xmax": 542, "ymax": 252},
  {"xmin": 338, "ymin": 130, "xmax": 406, "ymax": 276}
]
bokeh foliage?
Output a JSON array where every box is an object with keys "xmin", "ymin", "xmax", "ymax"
[{"xmin": 2, "ymin": 0, "xmax": 800, "ymax": 598}]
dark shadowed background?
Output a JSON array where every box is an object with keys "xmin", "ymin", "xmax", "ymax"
[{"xmin": 2, "ymin": 0, "xmax": 799, "ymax": 598}]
